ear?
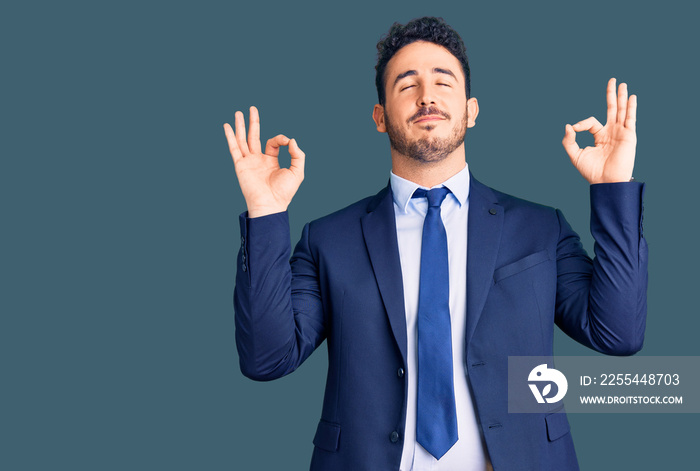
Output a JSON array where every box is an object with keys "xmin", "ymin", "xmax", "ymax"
[
  {"xmin": 466, "ymin": 97, "xmax": 479, "ymax": 128},
  {"xmin": 372, "ymin": 104, "xmax": 387, "ymax": 133}
]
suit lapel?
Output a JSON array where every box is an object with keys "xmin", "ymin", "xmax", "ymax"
[
  {"xmin": 358, "ymin": 174, "xmax": 503, "ymax": 364},
  {"xmin": 466, "ymin": 173, "xmax": 503, "ymax": 345},
  {"xmin": 361, "ymin": 184, "xmax": 408, "ymax": 364}
]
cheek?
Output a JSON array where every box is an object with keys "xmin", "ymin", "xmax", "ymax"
[
  {"xmin": 446, "ymin": 100, "xmax": 468, "ymax": 119},
  {"xmin": 384, "ymin": 103, "xmax": 411, "ymax": 126}
]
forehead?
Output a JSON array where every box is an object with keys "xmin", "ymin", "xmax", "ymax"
[{"xmin": 385, "ymin": 41, "xmax": 463, "ymax": 82}]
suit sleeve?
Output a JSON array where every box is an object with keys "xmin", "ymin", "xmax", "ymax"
[
  {"xmin": 234, "ymin": 211, "xmax": 326, "ymax": 381},
  {"xmin": 554, "ymin": 182, "xmax": 648, "ymax": 355}
]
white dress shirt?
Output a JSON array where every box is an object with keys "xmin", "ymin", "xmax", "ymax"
[{"xmin": 391, "ymin": 164, "xmax": 491, "ymax": 471}]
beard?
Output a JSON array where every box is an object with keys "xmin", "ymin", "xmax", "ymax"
[{"xmin": 385, "ymin": 105, "xmax": 468, "ymax": 163}]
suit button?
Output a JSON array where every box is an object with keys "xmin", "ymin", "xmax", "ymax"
[
  {"xmin": 242, "ymin": 264, "xmax": 247, "ymax": 272},
  {"xmin": 397, "ymin": 368, "xmax": 405, "ymax": 378},
  {"xmin": 390, "ymin": 431, "xmax": 400, "ymax": 443},
  {"xmin": 489, "ymin": 208, "xmax": 498, "ymax": 215},
  {"xmin": 241, "ymin": 236, "xmax": 245, "ymax": 245}
]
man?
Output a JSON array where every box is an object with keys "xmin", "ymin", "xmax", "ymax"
[{"xmin": 224, "ymin": 17, "xmax": 647, "ymax": 471}]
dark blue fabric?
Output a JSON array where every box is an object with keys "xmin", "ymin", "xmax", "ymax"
[
  {"xmin": 412, "ymin": 187, "xmax": 458, "ymax": 459},
  {"xmin": 233, "ymin": 173, "xmax": 648, "ymax": 471}
]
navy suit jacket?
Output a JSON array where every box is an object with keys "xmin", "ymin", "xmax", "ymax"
[{"xmin": 234, "ymin": 173, "xmax": 647, "ymax": 471}]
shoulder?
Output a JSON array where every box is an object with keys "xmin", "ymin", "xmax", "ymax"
[
  {"xmin": 470, "ymin": 174, "xmax": 571, "ymax": 255},
  {"xmin": 302, "ymin": 185, "xmax": 389, "ymax": 236},
  {"xmin": 469, "ymin": 174, "xmax": 565, "ymax": 245},
  {"xmin": 311, "ymin": 189, "xmax": 384, "ymax": 224},
  {"xmin": 291, "ymin": 186, "xmax": 390, "ymax": 258},
  {"xmin": 471, "ymin": 173, "xmax": 558, "ymax": 218}
]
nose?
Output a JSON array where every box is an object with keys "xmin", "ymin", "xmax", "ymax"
[{"xmin": 417, "ymin": 84, "xmax": 437, "ymax": 106}]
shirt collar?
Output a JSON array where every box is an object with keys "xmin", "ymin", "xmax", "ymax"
[{"xmin": 390, "ymin": 163, "xmax": 470, "ymax": 213}]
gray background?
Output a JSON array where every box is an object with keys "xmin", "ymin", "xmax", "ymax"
[{"xmin": 3, "ymin": 0, "xmax": 698, "ymax": 469}]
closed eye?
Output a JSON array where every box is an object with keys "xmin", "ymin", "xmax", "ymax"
[{"xmin": 400, "ymin": 85, "xmax": 415, "ymax": 91}]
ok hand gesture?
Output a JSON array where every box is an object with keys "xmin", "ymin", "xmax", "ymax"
[
  {"xmin": 562, "ymin": 78, "xmax": 637, "ymax": 184},
  {"xmin": 224, "ymin": 106, "xmax": 305, "ymax": 217}
]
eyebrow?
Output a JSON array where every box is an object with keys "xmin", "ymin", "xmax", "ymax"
[{"xmin": 393, "ymin": 67, "xmax": 457, "ymax": 86}]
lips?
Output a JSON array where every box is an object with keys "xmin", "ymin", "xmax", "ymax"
[{"xmin": 414, "ymin": 115, "xmax": 445, "ymax": 123}]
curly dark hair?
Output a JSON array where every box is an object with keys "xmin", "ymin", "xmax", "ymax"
[{"xmin": 375, "ymin": 17, "xmax": 471, "ymax": 105}]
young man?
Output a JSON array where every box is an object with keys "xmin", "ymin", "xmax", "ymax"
[{"xmin": 224, "ymin": 17, "xmax": 647, "ymax": 471}]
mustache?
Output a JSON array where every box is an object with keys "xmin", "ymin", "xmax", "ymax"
[{"xmin": 409, "ymin": 106, "xmax": 451, "ymax": 123}]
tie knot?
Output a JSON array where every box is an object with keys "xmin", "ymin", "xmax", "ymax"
[{"xmin": 413, "ymin": 187, "xmax": 450, "ymax": 207}]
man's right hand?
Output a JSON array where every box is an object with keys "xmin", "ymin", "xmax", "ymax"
[{"xmin": 224, "ymin": 106, "xmax": 305, "ymax": 218}]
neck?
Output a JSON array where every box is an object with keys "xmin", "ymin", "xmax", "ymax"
[{"xmin": 390, "ymin": 144, "xmax": 467, "ymax": 187}]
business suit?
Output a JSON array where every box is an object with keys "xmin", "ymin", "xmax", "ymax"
[{"xmin": 234, "ymin": 172, "xmax": 647, "ymax": 470}]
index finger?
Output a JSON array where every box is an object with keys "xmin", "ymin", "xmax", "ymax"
[{"xmin": 264, "ymin": 134, "xmax": 291, "ymax": 157}]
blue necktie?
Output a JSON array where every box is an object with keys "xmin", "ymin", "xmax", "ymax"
[{"xmin": 413, "ymin": 187, "xmax": 458, "ymax": 460}]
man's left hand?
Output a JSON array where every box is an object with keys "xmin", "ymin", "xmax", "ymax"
[{"xmin": 562, "ymin": 78, "xmax": 637, "ymax": 184}]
